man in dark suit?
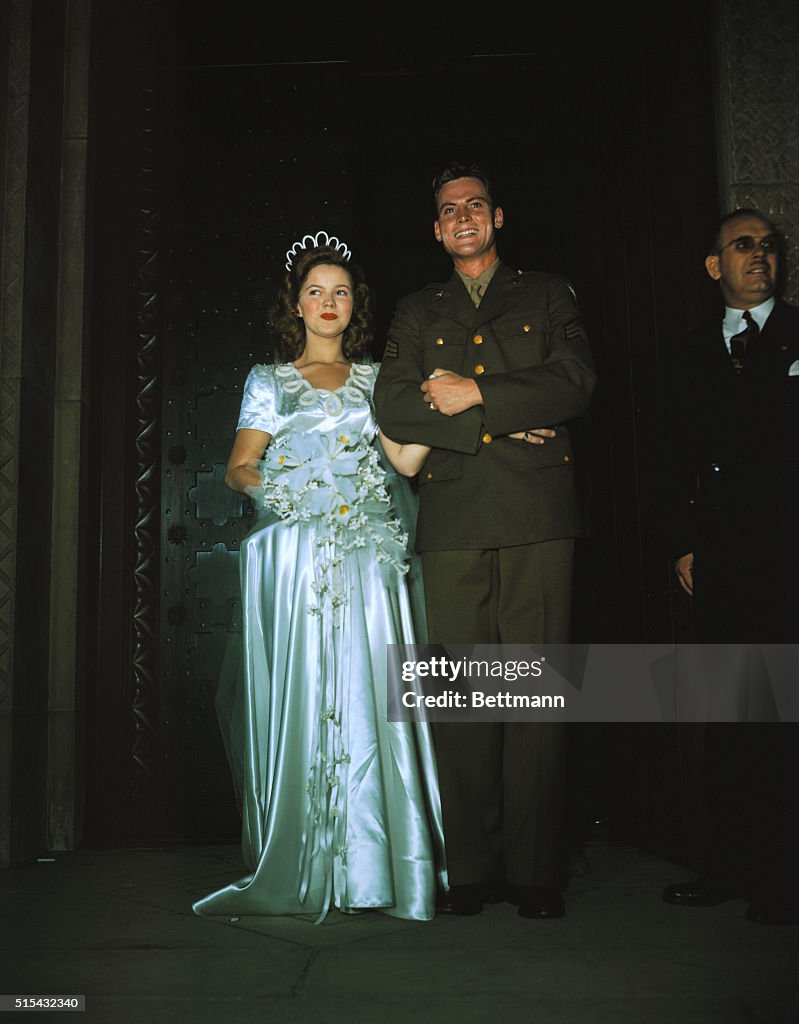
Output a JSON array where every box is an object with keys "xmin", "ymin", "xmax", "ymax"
[
  {"xmin": 662, "ymin": 208, "xmax": 799, "ymax": 924},
  {"xmin": 373, "ymin": 162, "xmax": 595, "ymax": 918}
]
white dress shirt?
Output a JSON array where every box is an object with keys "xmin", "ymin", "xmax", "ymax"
[{"xmin": 721, "ymin": 296, "xmax": 775, "ymax": 351}]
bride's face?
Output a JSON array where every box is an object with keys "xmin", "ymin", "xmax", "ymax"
[{"xmin": 296, "ymin": 264, "xmax": 354, "ymax": 341}]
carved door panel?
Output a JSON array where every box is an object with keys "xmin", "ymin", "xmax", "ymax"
[
  {"xmin": 89, "ymin": 41, "xmax": 354, "ymax": 841},
  {"xmin": 155, "ymin": 66, "xmax": 355, "ymax": 838}
]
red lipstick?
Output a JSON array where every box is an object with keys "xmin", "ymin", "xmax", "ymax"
[{"xmin": 320, "ymin": 313, "xmax": 337, "ymax": 321}]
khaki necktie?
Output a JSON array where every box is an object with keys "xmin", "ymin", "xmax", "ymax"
[
  {"xmin": 469, "ymin": 280, "xmax": 483, "ymax": 307},
  {"xmin": 730, "ymin": 310, "xmax": 759, "ymax": 371}
]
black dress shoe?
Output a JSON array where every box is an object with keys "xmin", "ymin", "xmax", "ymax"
[
  {"xmin": 661, "ymin": 880, "xmax": 740, "ymax": 907},
  {"xmin": 746, "ymin": 902, "xmax": 799, "ymax": 926},
  {"xmin": 513, "ymin": 886, "xmax": 565, "ymax": 919},
  {"xmin": 436, "ymin": 884, "xmax": 484, "ymax": 916}
]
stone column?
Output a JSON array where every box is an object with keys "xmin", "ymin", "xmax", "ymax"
[
  {"xmin": 0, "ymin": 0, "xmax": 91, "ymax": 866},
  {"xmin": 0, "ymin": 0, "xmax": 35, "ymax": 869},
  {"xmin": 714, "ymin": 0, "xmax": 799, "ymax": 301}
]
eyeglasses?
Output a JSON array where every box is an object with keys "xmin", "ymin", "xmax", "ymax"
[{"xmin": 717, "ymin": 234, "xmax": 778, "ymax": 254}]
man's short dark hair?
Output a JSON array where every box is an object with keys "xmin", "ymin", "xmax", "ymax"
[
  {"xmin": 432, "ymin": 162, "xmax": 495, "ymax": 215},
  {"xmin": 709, "ymin": 208, "xmax": 779, "ymax": 255}
]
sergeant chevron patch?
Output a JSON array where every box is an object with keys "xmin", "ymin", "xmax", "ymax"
[
  {"xmin": 384, "ymin": 339, "xmax": 399, "ymax": 358},
  {"xmin": 564, "ymin": 316, "xmax": 586, "ymax": 340}
]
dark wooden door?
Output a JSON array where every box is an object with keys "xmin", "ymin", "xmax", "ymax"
[{"xmin": 85, "ymin": 0, "xmax": 715, "ymax": 866}]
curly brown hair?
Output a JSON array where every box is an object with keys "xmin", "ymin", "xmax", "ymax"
[{"xmin": 271, "ymin": 245, "xmax": 373, "ymax": 363}]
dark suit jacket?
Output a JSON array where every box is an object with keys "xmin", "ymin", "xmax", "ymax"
[
  {"xmin": 373, "ymin": 262, "xmax": 596, "ymax": 551},
  {"xmin": 663, "ymin": 298, "xmax": 799, "ymax": 639}
]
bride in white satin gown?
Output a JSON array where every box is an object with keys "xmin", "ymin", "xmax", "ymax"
[{"xmin": 193, "ymin": 238, "xmax": 446, "ymax": 923}]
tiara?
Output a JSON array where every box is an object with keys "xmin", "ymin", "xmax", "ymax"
[{"xmin": 284, "ymin": 231, "xmax": 352, "ymax": 272}]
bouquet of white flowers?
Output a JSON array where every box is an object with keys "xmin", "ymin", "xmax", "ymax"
[{"xmin": 252, "ymin": 430, "xmax": 410, "ymax": 616}]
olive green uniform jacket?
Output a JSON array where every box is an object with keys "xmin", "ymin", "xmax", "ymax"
[{"xmin": 373, "ymin": 262, "xmax": 596, "ymax": 551}]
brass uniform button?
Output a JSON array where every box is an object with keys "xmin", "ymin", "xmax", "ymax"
[
  {"xmin": 563, "ymin": 455, "xmax": 570, "ymax": 462},
  {"xmin": 436, "ymin": 337, "xmax": 444, "ymax": 346},
  {"xmin": 523, "ymin": 324, "xmax": 532, "ymax": 332},
  {"xmin": 473, "ymin": 334, "xmax": 483, "ymax": 345},
  {"xmin": 426, "ymin": 472, "xmax": 433, "ymax": 480},
  {"xmin": 474, "ymin": 364, "xmax": 485, "ymax": 375},
  {"xmin": 482, "ymin": 433, "xmax": 493, "ymax": 444}
]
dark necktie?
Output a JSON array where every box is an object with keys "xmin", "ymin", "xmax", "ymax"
[{"xmin": 730, "ymin": 310, "xmax": 759, "ymax": 371}]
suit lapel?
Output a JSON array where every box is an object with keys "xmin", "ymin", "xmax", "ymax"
[
  {"xmin": 761, "ymin": 300, "xmax": 796, "ymax": 353},
  {"xmin": 753, "ymin": 299, "xmax": 799, "ymax": 375},
  {"xmin": 690, "ymin": 319, "xmax": 735, "ymax": 380},
  {"xmin": 472, "ymin": 263, "xmax": 526, "ymax": 326},
  {"xmin": 427, "ymin": 274, "xmax": 475, "ymax": 327},
  {"xmin": 711, "ymin": 325, "xmax": 733, "ymax": 375}
]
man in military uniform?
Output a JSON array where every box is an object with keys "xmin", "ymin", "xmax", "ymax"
[{"xmin": 373, "ymin": 162, "xmax": 595, "ymax": 918}]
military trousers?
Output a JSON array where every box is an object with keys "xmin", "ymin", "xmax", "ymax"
[{"xmin": 421, "ymin": 538, "xmax": 573, "ymax": 889}]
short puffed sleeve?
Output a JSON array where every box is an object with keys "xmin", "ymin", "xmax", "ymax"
[{"xmin": 237, "ymin": 364, "xmax": 276, "ymax": 432}]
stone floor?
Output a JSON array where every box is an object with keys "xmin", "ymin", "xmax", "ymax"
[{"xmin": 2, "ymin": 841, "xmax": 798, "ymax": 1023}]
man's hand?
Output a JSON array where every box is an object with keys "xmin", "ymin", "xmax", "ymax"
[
  {"xmin": 674, "ymin": 553, "xmax": 694, "ymax": 596},
  {"xmin": 421, "ymin": 369, "xmax": 483, "ymax": 416},
  {"xmin": 509, "ymin": 428, "xmax": 556, "ymax": 445}
]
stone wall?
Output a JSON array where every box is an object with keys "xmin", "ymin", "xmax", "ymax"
[{"xmin": 714, "ymin": 0, "xmax": 799, "ymax": 300}]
